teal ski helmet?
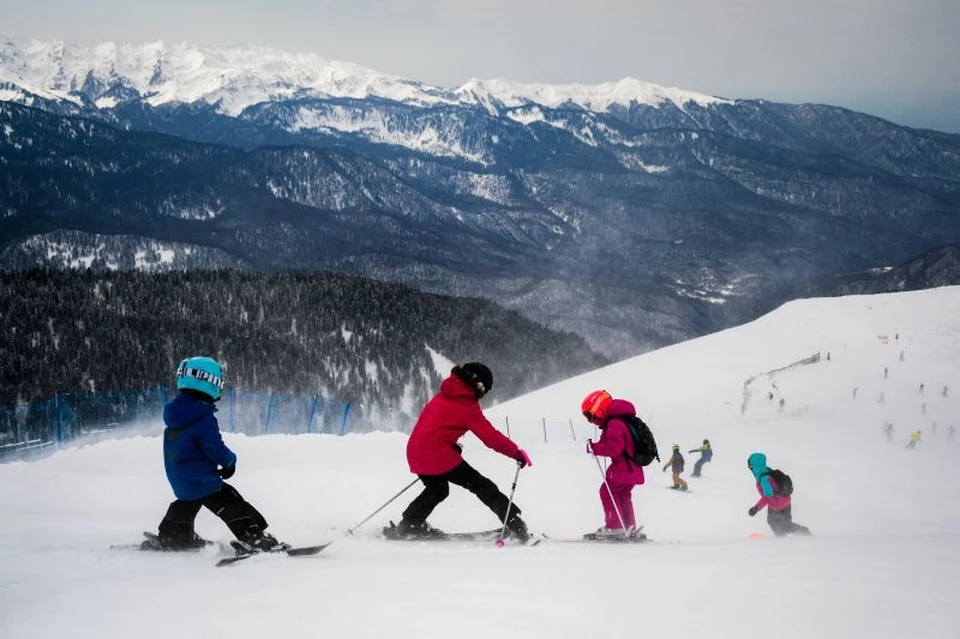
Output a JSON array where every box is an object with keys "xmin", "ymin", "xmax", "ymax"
[{"xmin": 176, "ymin": 356, "xmax": 224, "ymax": 401}]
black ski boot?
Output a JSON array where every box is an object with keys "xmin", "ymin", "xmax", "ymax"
[
  {"xmin": 505, "ymin": 514, "xmax": 530, "ymax": 542},
  {"xmin": 238, "ymin": 531, "xmax": 288, "ymax": 553},
  {"xmin": 143, "ymin": 531, "xmax": 210, "ymax": 551},
  {"xmin": 385, "ymin": 519, "xmax": 446, "ymax": 540}
]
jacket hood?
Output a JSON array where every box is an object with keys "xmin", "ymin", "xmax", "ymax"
[
  {"xmin": 605, "ymin": 399, "xmax": 636, "ymax": 419},
  {"xmin": 747, "ymin": 452, "xmax": 768, "ymax": 479},
  {"xmin": 439, "ymin": 374, "xmax": 478, "ymax": 400},
  {"xmin": 164, "ymin": 393, "xmax": 217, "ymax": 429}
]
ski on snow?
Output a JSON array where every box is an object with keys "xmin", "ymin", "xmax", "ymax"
[
  {"xmin": 381, "ymin": 522, "xmax": 540, "ymax": 545},
  {"xmin": 112, "ymin": 532, "xmax": 331, "ymax": 566},
  {"xmin": 216, "ymin": 540, "xmax": 332, "ymax": 566}
]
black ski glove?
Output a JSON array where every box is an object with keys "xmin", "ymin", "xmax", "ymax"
[
  {"xmin": 748, "ymin": 506, "xmax": 759, "ymax": 517},
  {"xmin": 218, "ymin": 465, "xmax": 236, "ymax": 479}
]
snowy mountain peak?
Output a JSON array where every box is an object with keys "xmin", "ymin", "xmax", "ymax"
[
  {"xmin": 0, "ymin": 36, "xmax": 730, "ymax": 116},
  {"xmin": 455, "ymin": 76, "xmax": 730, "ymax": 113}
]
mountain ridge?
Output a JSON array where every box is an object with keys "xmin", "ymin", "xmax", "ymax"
[{"xmin": 2, "ymin": 38, "xmax": 959, "ymax": 357}]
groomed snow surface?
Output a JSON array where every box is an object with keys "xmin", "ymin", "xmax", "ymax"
[{"xmin": 2, "ymin": 288, "xmax": 959, "ymax": 638}]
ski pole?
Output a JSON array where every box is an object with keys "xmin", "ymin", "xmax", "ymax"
[
  {"xmin": 495, "ymin": 461, "xmax": 523, "ymax": 547},
  {"xmin": 346, "ymin": 477, "xmax": 420, "ymax": 535},
  {"xmin": 592, "ymin": 452, "xmax": 629, "ymax": 538}
]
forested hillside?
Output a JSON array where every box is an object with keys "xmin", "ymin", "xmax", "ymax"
[{"xmin": 0, "ymin": 270, "xmax": 606, "ymax": 426}]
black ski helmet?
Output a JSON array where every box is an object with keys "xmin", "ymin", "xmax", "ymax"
[{"xmin": 452, "ymin": 362, "xmax": 493, "ymax": 398}]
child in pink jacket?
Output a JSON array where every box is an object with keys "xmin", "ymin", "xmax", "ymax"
[
  {"xmin": 747, "ymin": 452, "xmax": 811, "ymax": 537},
  {"xmin": 582, "ymin": 390, "xmax": 646, "ymax": 538}
]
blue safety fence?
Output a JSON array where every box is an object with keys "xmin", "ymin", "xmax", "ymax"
[
  {"xmin": 0, "ymin": 388, "xmax": 594, "ymax": 464},
  {"xmin": 0, "ymin": 386, "xmax": 355, "ymax": 463}
]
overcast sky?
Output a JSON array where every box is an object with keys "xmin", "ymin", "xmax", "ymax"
[{"xmin": 3, "ymin": 0, "xmax": 959, "ymax": 132}]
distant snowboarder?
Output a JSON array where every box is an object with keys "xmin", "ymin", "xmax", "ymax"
[
  {"xmin": 948, "ymin": 425, "xmax": 956, "ymax": 441},
  {"xmin": 689, "ymin": 439, "xmax": 713, "ymax": 477},
  {"xmin": 746, "ymin": 453, "xmax": 810, "ymax": 537},
  {"xmin": 663, "ymin": 445, "xmax": 688, "ymax": 491}
]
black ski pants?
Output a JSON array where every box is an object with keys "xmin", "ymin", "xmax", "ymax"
[
  {"xmin": 158, "ymin": 483, "xmax": 268, "ymax": 542},
  {"xmin": 767, "ymin": 505, "xmax": 811, "ymax": 536},
  {"xmin": 402, "ymin": 460, "xmax": 520, "ymax": 525}
]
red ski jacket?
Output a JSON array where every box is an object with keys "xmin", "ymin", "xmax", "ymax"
[{"xmin": 406, "ymin": 374, "xmax": 520, "ymax": 475}]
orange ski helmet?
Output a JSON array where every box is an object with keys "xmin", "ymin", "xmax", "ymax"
[{"xmin": 581, "ymin": 390, "xmax": 613, "ymax": 423}]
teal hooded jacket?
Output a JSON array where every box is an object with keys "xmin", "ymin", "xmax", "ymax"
[{"xmin": 748, "ymin": 452, "xmax": 791, "ymax": 510}]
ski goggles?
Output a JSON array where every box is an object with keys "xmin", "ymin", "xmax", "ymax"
[{"xmin": 177, "ymin": 365, "xmax": 225, "ymax": 391}]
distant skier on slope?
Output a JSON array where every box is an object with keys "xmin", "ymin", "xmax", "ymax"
[
  {"xmin": 905, "ymin": 430, "xmax": 922, "ymax": 450},
  {"xmin": 581, "ymin": 390, "xmax": 646, "ymax": 539},
  {"xmin": 663, "ymin": 445, "xmax": 688, "ymax": 490},
  {"xmin": 882, "ymin": 421, "xmax": 894, "ymax": 442},
  {"xmin": 746, "ymin": 453, "xmax": 810, "ymax": 537},
  {"xmin": 385, "ymin": 363, "xmax": 531, "ymax": 541},
  {"xmin": 689, "ymin": 439, "xmax": 713, "ymax": 477},
  {"xmin": 145, "ymin": 356, "xmax": 283, "ymax": 552}
]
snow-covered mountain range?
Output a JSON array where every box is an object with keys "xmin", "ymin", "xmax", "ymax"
[
  {"xmin": 2, "ymin": 37, "xmax": 959, "ymax": 356},
  {"xmin": 0, "ymin": 37, "xmax": 729, "ymax": 117}
]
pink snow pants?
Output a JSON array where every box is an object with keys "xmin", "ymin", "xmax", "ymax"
[{"xmin": 600, "ymin": 482, "xmax": 636, "ymax": 529}]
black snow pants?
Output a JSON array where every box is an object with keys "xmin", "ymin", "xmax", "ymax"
[
  {"xmin": 767, "ymin": 505, "xmax": 811, "ymax": 537},
  {"xmin": 158, "ymin": 482, "xmax": 268, "ymax": 543},
  {"xmin": 402, "ymin": 460, "xmax": 520, "ymax": 525}
]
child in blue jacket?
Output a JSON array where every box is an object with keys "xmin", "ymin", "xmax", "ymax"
[{"xmin": 146, "ymin": 356, "xmax": 282, "ymax": 552}]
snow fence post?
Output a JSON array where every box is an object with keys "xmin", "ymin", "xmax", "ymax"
[
  {"xmin": 339, "ymin": 402, "xmax": 351, "ymax": 436},
  {"xmin": 505, "ymin": 416, "xmax": 511, "ymax": 438},
  {"xmin": 55, "ymin": 394, "xmax": 63, "ymax": 445},
  {"xmin": 307, "ymin": 395, "xmax": 320, "ymax": 434},
  {"xmin": 264, "ymin": 393, "xmax": 276, "ymax": 435},
  {"xmin": 229, "ymin": 387, "xmax": 236, "ymax": 433},
  {"xmin": 542, "ymin": 418, "xmax": 547, "ymax": 443}
]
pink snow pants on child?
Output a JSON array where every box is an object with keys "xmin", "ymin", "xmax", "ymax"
[{"xmin": 600, "ymin": 482, "xmax": 636, "ymax": 529}]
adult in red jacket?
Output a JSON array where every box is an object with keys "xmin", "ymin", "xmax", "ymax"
[{"xmin": 390, "ymin": 362, "xmax": 532, "ymax": 541}]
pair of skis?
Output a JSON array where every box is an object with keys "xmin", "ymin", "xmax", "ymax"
[
  {"xmin": 378, "ymin": 525, "xmax": 662, "ymax": 545},
  {"xmin": 125, "ymin": 532, "xmax": 331, "ymax": 567},
  {"xmin": 382, "ymin": 525, "xmax": 541, "ymax": 546}
]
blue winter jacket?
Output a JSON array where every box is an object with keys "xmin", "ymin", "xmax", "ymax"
[{"xmin": 163, "ymin": 393, "xmax": 237, "ymax": 501}]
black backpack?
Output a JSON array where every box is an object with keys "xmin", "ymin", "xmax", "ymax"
[
  {"xmin": 762, "ymin": 468, "xmax": 794, "ymax": 496},
  {"xmin": 622, "ymin": 415, "xmax": 660, "ymax": 466}
]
